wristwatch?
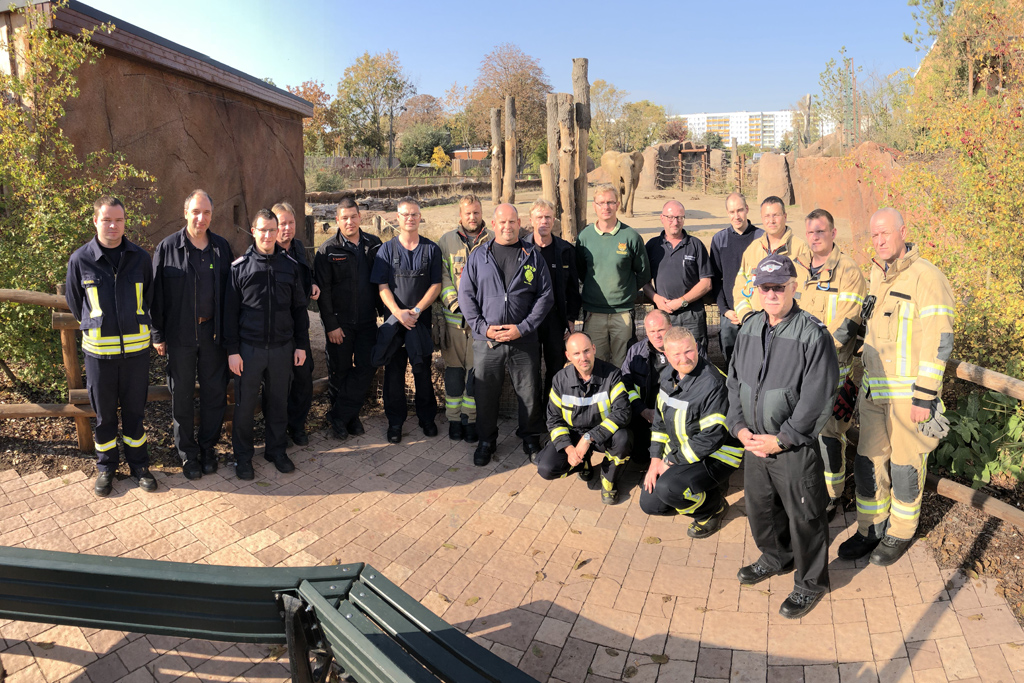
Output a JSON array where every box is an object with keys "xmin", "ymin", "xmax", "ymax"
[
  {"xmin": 582, "ymin": 433, "xmax": 592, "ymax": 444},
  {"xmin": 775, "ymin": 436, "xmax": 785, "ymax": 451},
  {"xmin": 412, "ymin": 306, "xmax": 421, "ymax": 315},
  {"xmin": 680, "ymin": 298, "xmax": 689, "ymax": 308}
]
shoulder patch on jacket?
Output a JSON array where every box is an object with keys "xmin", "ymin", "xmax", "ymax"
[{"xmin": 231, "ymin": 256, "xmax": 245, "ymax": 266}]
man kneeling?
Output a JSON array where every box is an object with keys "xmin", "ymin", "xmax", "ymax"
[
  {"xmin": 640, "ymin": 327, "xmax": 742, "ymax": 538},
  {"xmin": 536, "ymin": 332, "xmax": 632, "ymax": 504}
]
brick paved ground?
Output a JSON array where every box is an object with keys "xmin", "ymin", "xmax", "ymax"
[{"xmin": 2, "ymin": 417, "xmax": 1023, "ymax": 682}]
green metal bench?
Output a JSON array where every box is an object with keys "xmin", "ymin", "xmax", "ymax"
[{"xmin": 0, "ymin": 546, "xmax": 539, "ymax": 683}]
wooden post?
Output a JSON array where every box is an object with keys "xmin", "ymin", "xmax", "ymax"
[
  {"xmin": 539, "ymin": 164, "xmax": 555, "ymax": 205},
  {"xmin": 703, "ymin": 148, "xmax": 710, "ymax": 194},
  {"xmin": 502, "ymin": 96, "xmax": 517, "ymax": 204},
  {"xmin": 545, "ymin": 93, "xmax": 560, "ymax": 213},
  {"xmin": 731, "ymin": 137, "xmax": 740, "ymax": 191},
  {"xmin": 572, "ymin": 58, "xmax": 590, "ymax": 240},
  {"xmin": 55, "ymin": 284, "xmax": 93, "ymax": 453},
  {"xmin": 557, "ymin": 93, "xmax": 577, "ymax": 241},
  {"xmin": 677, "ymin": 152, "xmax": 683, "ymax": 189},
  {"xmin": 490, "ymin": 108, "xmax": 502, "ymax": 205}
]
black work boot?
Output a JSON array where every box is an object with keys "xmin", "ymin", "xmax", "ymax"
[
  {"xmin": 474, "ymin": 441, "xmax": 496, "ymax": 466},
  {"xmin": 869, "ymin": 535, "xmax": 913, "ymax": 566},
  {"xmin": 737, "ymin": 560, "xmax": 794, "ymax": 586},
  {"xmin": 94, "ymin": 471, "xmax": 114, "ymax": 497},
  {"xmin": 837, "ymin": 530, "xmax": 882, "ymax": 560},
  {"xmin": 448, "ymin": 421, "xmax": 464, "ymax": 441},
  {"xmin": 463, "ymin": 423, "xmax": 478, "ymax": 443},
  {"xmin": 779, "ymin": 590, "xmax": 825, "ymax": 619}
]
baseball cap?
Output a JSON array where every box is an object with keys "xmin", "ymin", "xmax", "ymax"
[{"xmin": 752, "ymin": 254, "xmax": 797, "ymax": 286}]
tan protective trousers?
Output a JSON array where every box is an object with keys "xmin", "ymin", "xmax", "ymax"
[
  {"xmin": 819, "ymin": 415, "xmax": 852, "ymax": 499},
  {"xmin": 440, "ymin": 324, "xmax": 476, "ymax": 422},
  {"xmin": 855, "ymin": 397, "xmax": 940, "ymax": 540}
]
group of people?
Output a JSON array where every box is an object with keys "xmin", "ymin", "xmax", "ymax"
[{"xmin": 65, "ymin": 183, "xmax": 955, "ymax": 619}]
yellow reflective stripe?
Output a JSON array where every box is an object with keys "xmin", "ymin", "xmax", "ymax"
[
  {"xmin": 95, "ymin": 438, "xmax": 117, "ymax": 452},
  {"xmin": 857, "ymin": 495, "xmax": 891, "ymax": 515},
  {"xmin": 549, "ymin": 389, "xmax": 563, "ymax": 407},
  {"xmin": 864, "ymin": 376, "xmax": 916, "ymax": 399},
  {"xmin": 122, "ymin": 433, "xmax": 147, "ymax": 447},
  {"xmin": 824, "ymin": 470, "xmax": 845, "ymax": 485},
  {"xmin": 85, "ymin": 286, "xmax": 103, "ymax": 318},
  {"xmin": 679, "ymin": 439, "xmax": 699, "ymax": 464},
  {"xmin": 709, "ymin": 445, "xmax": 743, "ymax": 468},
  {"xmin": 550, "ymin": 426, "xmax": 569, "ymax": 441},
  {"xmin": 651, "ymin": 431, "xmax": 670, "ymax": 444},
  {"xmin": 462, "ymin": 396, "xmax": 476, "ymax": 409},
  {"xmin": 603, "ymin": 453, "xmax": 629, "ymax": 466},
  {"xmin": 673, "ymin": 487, "xmax": 706, "ymax": 515},
  {"xmin": 919, "ymin": 361, "xmax": 945, "ymax": 381},
  {"xmin": 920, "ymin": 305, "xmax": 953, "ymax": 318},
  {"xmin": 838, "ymin": 364, "xmax": 852, "ymax": 386},
  {"xmin": 890, "ymin": 498, "xmax": 921, "ymax": 520},
  {"xmin": 562, "ymin": 408, "xmax": 573, "ymax": 427},
  {"xmin": 597, "ymin": 400, "xmax": 611, "ymax": 420},
  {"xmin": 441, "ymin": 285, "xmax": 457, "ymax": 298},
  {"xmin": 445, "ymin": 397, "xmax": 461, "ymax": 408},
  {"xmin": 135, "ymin": 282, "xmax": 144, "ymax": 315},
  {"xmin": 896, "ymin": 302, "xmax": 915, "ymax": 377},
  {"xmin": 610, "ymin": 382, "xmax": 627, "ymax": 401},
  {"xmin": 599, "ymin": 418, "xmax": 619, "ymax": 435},
  {"xmin": 627, "ymin": 388, "xmax": 640, "ymax": 403},
  {"xmin": 698, "ymin": 413, "xmax": 727, "ymax": 431},
  {"xmin": 838, "ymin": 292, "xmax": 865, "ymax": 306}
]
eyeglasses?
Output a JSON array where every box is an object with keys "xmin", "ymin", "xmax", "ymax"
[
  {"xmin": 662, "ymin": 215, "xmax": 684, "ymax": 222},
  {"xmin": 398, "ymin": 212, "xmax": 420, "ymax": 219},
  {"xmin": 758, "ymin": 284, "xmax": 788, "ymax": 293},
  {"xmin": 254, "ymin": 227, "xmax": 278, "ymax": 234},
  {"xmin": 595, "ymin": 202, "xmax": 618, "ymax": 208}
]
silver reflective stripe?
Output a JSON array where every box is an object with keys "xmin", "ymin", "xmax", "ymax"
[
  {"xmin": 658, "ymin": 390, "xmax": 689, "ymax": 413},
  {"xmin": 560, "ymin": 391, "xmax": 609, "ymax": 407}
]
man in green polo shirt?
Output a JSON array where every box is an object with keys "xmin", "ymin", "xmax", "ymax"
[{"xmin": 576, "ymin": 184, "xmax": 651, "ymax": 367}]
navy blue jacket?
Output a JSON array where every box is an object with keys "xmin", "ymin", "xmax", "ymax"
[
  {"xmin": 523, "ymin": 232, "xmax": 582, "ymax": 326},
  {"xmin": 459, "ymin": 240, "xmax": 554, "ymax": 343},
  {"xmin": 224, "ymin": 245, "xmax": 310, "ymax": 355}
]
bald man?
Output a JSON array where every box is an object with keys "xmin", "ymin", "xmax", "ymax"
[
  {"xmin": 838, "ymin": 208, "xmax": 955, "ymax": 567},
  {"xmin": 709, "ymin": 193, "xmax": 763, "ymax": 364},
  {"xmin": 537, "ymin": 332, "xmax": 632, "ymax": 505},
  {"xmin": 643, "ymin": 201, "xmax": 714, "ymax": 357},
  {"xmin": 459, "ymin": 204, "xmax": 554, "ymax": 466}
]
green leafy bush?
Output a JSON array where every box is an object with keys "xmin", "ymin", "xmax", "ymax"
[
  {"xmin": 399, "ymin": 124, "xmax": 451, "ymax": 167},
  {"xmin": 306, "ymin": 168, "xmax": 346, "ymax": 193},
  {"xmin": 933, "ymin": 390, "xmax": 1024, "ymax": 488}
]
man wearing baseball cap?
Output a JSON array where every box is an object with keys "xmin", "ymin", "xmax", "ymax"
[{"xmin": 726, "ymin": 254, "xmax": 839, "ymax": 619}]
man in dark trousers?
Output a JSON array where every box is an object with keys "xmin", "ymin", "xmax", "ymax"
[
  {"xmin": 726, "ymin": 254, "xmax": 838, "ymax": 619},
  {"xmin": 709, "ymin": 193, "xmax": 762, "ymax": 364},
  {"xmin": 271, "ymin": 201, "xmax": 318, "ymax": 446},
  {"xmin": 536, "ymin": 332, "xmax": 632, "ymax": 504},
  {"xmin": 643, "ymin": 201, "xmax": 713, "ymax": 357},
  {"xmin": 621, "ymin": 309, "xmax": 672, "ymax": 469},
  {"xmin": 641, "ymin": 327, "xmax": 742, "ymax": 537},
  {"xmin": 66, "ymin": 196, "xmax": 157, "ymax": 496},
  {"xmin": 152, "ymin": 189, "xmax": 233, "ymax": 480},
  {"xmin": 459, "ymin": 203, "xmax": 554, "ymax": 466},
  {"xmin": 225, "ymin": 209, "xmax": 309, "ymax": 479},
  {"xmin": 314, "ymin": 197, "xmax": 383, "ymax": 440},
  {"xmin": 523, "ymin": 198, "xmax": 581, "ymax": 400},
  {"xmin": 371, "ymin": 196, "xmax": 442, "ymax": 444}
]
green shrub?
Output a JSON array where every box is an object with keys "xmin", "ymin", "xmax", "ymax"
[
  {"xmin": 932, "ymin": 390, "xmax": 1024, "ymax": 488},
  {"xmin": 306, "ymin": 168, "xmax": 346, "ymax": 193}
]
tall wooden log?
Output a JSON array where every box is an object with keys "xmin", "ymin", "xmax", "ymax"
[
  {"xmin": 0, "ymin": 289, "xmax": 69, "ymax": 310},
  {"xmin": 55, "ymin": 284, "xmax": 92, "ymax": 453},
  {"xmin": 539, "ymin": 164, "xmax": 555, "ymax": 205},
  {"xmin": 546, "ymin": 93, "xmax": 560, "ymax": 216},
  {"xmin": 572, "ymin": 58, "xmax": 591, "ymax": 239},
  {"xmin": 490, "ymin": 108, "xmax": 502, "ymax": 205},
  {"xmin": 556, "ymin": 93, "xmax": 577, "ymax": 241},
  {"xmin": 502, "ymin": 96, "xmax": 517, "ymax": 204}
]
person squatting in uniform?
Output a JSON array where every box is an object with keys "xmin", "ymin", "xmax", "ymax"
[
  {"xmin": 727, "ymin": 254, "xmax": 839, "ymax": 619},
  {"xmin": 795, "ymin": 208, "xmax": 867, "ymax": 521},
  {"xmin": 640, "ymin": 326, "xmax": 742, "ymax": 538},
  {"xmin": 371, "ymin": 196, "xmax": 443, "ymax": 444},
  {"xmin": 621, "ymin": 309, "xmax": 673, "ymax": 470},
  {"xmin": 66, "ymin": 196, "xmax": 158, "ymax": 497},
  {"xmin": 459, "ymin": 204, "xmax": 554, "ymax": 466},
  {"xmin": 838, "ymin": 208, "xmax": 955, "ymax": 567},
  {"xmin": 314, "ymin": 198, "xmax": 382, "ymax": 441},
  {"xmin": 225, "ymin": 209, "xmax": 309, "ymax": 479},
  {"xmin": 151, "ymin": 189, "xmax": 232, "ymax": 481},
  {"xmin": 643, "ymin": 201, "xmax": 713, "ymax": 358},
  {"xmin": 523, "ymin": 198, "xmax": 582, "ymax": 403},
  {"xmin": 536, "ymin": 332, "xmax": 633, "ymax": 505},
  {"xmin": 435, "ymin": 194, "xmax": 491, "ymax": 444}
]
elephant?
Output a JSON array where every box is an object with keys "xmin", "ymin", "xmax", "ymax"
[{"xmin": 600, "ymin": 150, "xmax": 645, "ymax": 218}]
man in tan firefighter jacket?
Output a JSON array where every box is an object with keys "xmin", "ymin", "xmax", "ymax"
[
  {"xmin": 732, "ymin": 196, "xmax": 812, "ymax": 324},
  {"xmin": 536, "ymin": 332, "xmax": 632, "ymax": 505},
  {"xmin": 640, "ymin": 326, "xmax": 742, "ymax": 538},
  {"xmin": 435, "ymin": 194, "xmax": 491, "ymax": 443},
  {"xmin": 796, "ymin": 209, "xmax": 867, "ymax": 520},
  {"xmin": 838, "ymin": 208, "xmax": 955, "ymax": 567}
]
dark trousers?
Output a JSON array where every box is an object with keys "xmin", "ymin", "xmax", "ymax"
[
  {"xmin": 640, "ymin": 458, "xmax": 732, "ymax": 519},
  {"xmin": 473, "ymin": 340, "xmax": 543, "ymax": 445},
  {"xmin": 670, "ymin": 308, "xmax": 708, "ymax": 358},
  {"xmin": 285, "ymin": 350, "xmax": 313, "ymax": 434},
  {"xmin": 325, "ymin": 321, "xmax": 377, "ymax": 426},
  {"xmin": 719, "ymin": 315, "xmax": 740, "ymax": 367},
  {"xmin": 383, "ymin": 347, "xmax": 437, "ymax": 428},
  {"xmin": 536, "ymin": 428, "xmax": 630, "ymax": 485},
  {"xmin": 630, "ymin": 415, "xmax": 653, "ymax": 468},
  {"xmin": 85, "ymin": 353, "xmax": 150, "ymax": 473},
  {"xmin": 537, "ymin": 316, "xmax": 567, "ymax": 402},
  {"xmin": 233, "ymin": 343, "xmax": 293, "ymax": 465},
  {"xmin": 166, "ymin": 321, "xmax": 227, "ymax": 463},
  {"xmin": 744, "ymin": 445, "xmax": 829, "ymax": 597}
]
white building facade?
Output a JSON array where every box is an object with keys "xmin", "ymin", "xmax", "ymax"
[{"xmin": 674, "ymin": 110, "xmax": 835, "ymax": 148}]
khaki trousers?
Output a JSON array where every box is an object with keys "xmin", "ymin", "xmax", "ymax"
[
  {"xmin": 584, "ymin": 311, "xmax": 634, "ymax": 368},
  {"xmin": 819, "ymin": 415, "xmax": 852, "ymax": 499},
  {"xmin": 855, "ymin": 397, "xmax": 940, "ymax": 540}
]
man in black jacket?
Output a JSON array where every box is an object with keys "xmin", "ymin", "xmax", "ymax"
[
  {"xmin": 523, "ymin": 198, "xmax": 581, "ymax": 400},
  {"xmin": 726, "ymin": 254, "xmax": 838, "ymax": 619},
  {"xmin": 709, "ymin": 193, "xmax": 762, "ymax": 365},
  {"xmin": 225, "ymin": 209, "xmax": 309, "ymax": 479},
  {"xmin": 271, "ymin": 202, "xmax": 318, "ymax": 446},
  {"xmin": 621, "ymin": 309, "xmax": 672, "ymax": 469},
  {"xmin": 152, "ymin": 190, "xmax": 233, "ymax": 480},
  {"xmin": 314, "ymin": 198, "xmax": 383, "ymax": 440}
]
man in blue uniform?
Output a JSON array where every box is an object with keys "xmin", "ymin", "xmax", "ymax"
[
  {"xmin": 65, "ymin": 196, "xmax": 157, "ymax": 497},
  {"xmin": 225, "ymin": 209, "xmax": 309, "ymax": 479},
  {"xmin": 709, "ymin": 193, "xmax": 762, "ymax": 365},
  {"xmin": 152, "ymin": 189, "xmax": 233, "ymax": 480},
  {"xmin": 370, "ymin": 197, "xmax": 443, "ymax": 444}
]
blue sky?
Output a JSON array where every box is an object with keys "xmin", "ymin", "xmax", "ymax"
[{"xmin": 83, "ymin": 0, "xmax": 925, "ymax": 113}]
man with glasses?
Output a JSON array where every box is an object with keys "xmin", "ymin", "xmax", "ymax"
[
  {"xmin": 643, "ymin": 200, "xmax": 713, "ymax": 358},
  {"xmin": 225, "ymin": 209, "xmax": 309, "ymax": 479},
  {"xmin": 576, "ymin": 184, "xmax": 651, "ymax": 367},
  {"xmin": 709, "ymin": 193, "xmax": 762, "ymax": 364},
  {"xmin": 727, "ymin": 254, "xmax": 838, "ymax": 619},
  {"xmin": 371, "ymin": 197, "xmax": 443, "ymax": 444}
]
